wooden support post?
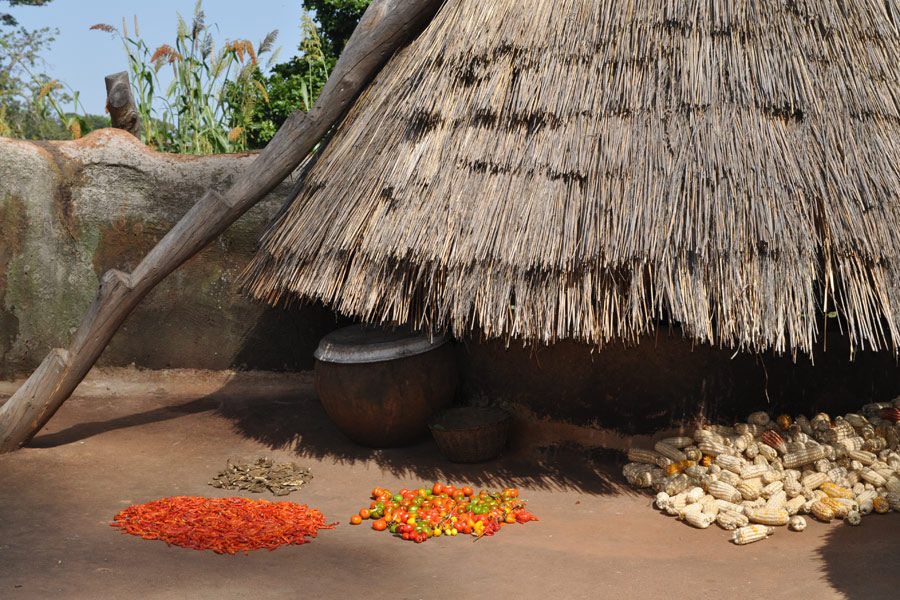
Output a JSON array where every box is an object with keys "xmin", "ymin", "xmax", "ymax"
[
  {"xmin": 105, "ymin": 71, "xmax": 140, "ymax": 138},
  {"xmin": 0, "ymin": 0, "xmax": 445, "ymax": 453}
]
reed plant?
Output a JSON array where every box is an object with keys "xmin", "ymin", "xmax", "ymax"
[{"xmin": 92, "ymin": 0, "xmax": 279, "ymax": 154}]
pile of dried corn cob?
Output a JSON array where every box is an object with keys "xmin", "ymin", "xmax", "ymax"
[{"xmin": 623, "ymin": 401, "xmax": 900, "ymax": 545}]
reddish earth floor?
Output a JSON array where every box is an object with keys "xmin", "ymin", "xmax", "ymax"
[{"xmin": 1, "ymin": 370, "xmax": 898, "ymax": 600}]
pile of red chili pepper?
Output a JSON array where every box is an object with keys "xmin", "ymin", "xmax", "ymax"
[
  {"xmin": 110, "ymin": 496, "xmax": 336, "ymax": 554},
  {"xmin": 350, "ymin": 483, "xmax": 538, "ymax": 543}
]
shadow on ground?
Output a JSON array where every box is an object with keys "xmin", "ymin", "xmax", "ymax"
[
  {"xmin": 816, "ymin": 514, "xmax": 900, "ymax": 598},
  {"xmin": 213, "ymin": 380, "xmax": 630, "ymax": 496}
]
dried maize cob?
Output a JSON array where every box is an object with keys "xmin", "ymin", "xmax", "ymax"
[
  {"xmin": 661, "ymin": 473, "xmax": 690, "ymax": 496},
  {"xmin": 783, "ymin": 446, "xmax": 827, "ymax": 469},
  {"xmin": 783, "ymin": 477, "xmax": 803, "ymax": 498},
  {"xmin": 740, "ymin": 465, "xmax": 769, "ymax": 480},
  {"xmin": 761, "ymin": 430, "xmax": 788, "ymax": 454},
  {"xmin": 684, "ymin": 465, "xmax": 707, "ymax": 478},
  {"xmin": 839, "ymin": 436, "xmax": 865, "ymax": 452},
  {"xmin": 685, "ymin": 486, "xmax": 705, "ymax": 504},
  {"xmin": 700, "ymin": 495, "xmax": 719, "ymax": 517},
  {"xmin": 718, "ymin": 470, "xmax": 741, "ymax": 487},
  {"xmin": 746, "ymin": 507, "xmax": 790, "ymax": 526},
  {"xmin": 698, "ymin": 441, "xmax": 733, "ymax": 457},
  {"xmin": 757, "ymin": 444, "xmax": 778, "ymax": 462},
  {"xmin": 846, "ymin": 510, "xmax": 862, "ymax": 525},
  {"xmin": 761, "ymin": 481, "xmax": 784, "ymax": 499},
  {"xmin": 776, "ymin": 414, "xmax": 792, "ymax": 431},
  {"xmin": 821, "ymin": 497, "xmax": 849, "ymax": 518},
  {"xmin": 708, "ymin": 480, "xmax": 742, "ymax": 503},
  {"xmin": 716, "ymin": 509, "xmax": 748, "ymax": 530},
  {"xmin": 678, "ymin": 501, "xmax": 703, "ymax": 520},
  {"xmin": 683, "ymin": 446, "xmax": 702, "ymax": 462},
  {"xmin": 821, "ymin": 481, "xmax": 854, "ymax": 499},
  {"xmin": 864, "ymin": 436, "xmax": 887, "ymax": 453},
  {"xmin": 737, "ymin": 479, "xmax": 763, "ymax": 501},
  {"xmin": 811, "ymin": 413, "xmax": 832, "ymax": 431},
  {"xmin": 745, "ymin": 442, "xmax": 759, "ymax": 459},
  {"xmin": 655, "ymin": 492, "xmax": 670, "ymax": 510},
  {"xmin": 762, "ymin": 468, "xmax": 785, "ymax": 484},
  {"xmin": 714, "ymin": 498, "xmax": 745, "ymax": 514},
  {"xmin": 859, "ymin": 469, "xmax": 887, "ymax": 487},
  {"xmin": 832, "ymin": 497, "xmax": 858, "ymax": 512},
  {"xmin": 664, "ymin": 492, "xmax": 688, "ymax": 516},
  {"xmin": 715, "ymin": 454, "xmax": 744, "ymax": 473},
  {"xmin": 810, "ymin": 500, "xmax": 835, "ymax": 522},
  {"xmin": 814, "ymin": 459, "xmax": 831, "ymax": 473},
  {"xmin": 765, "ymin": 490, "xmax": 787, "ymax": 511},
  {"xmin": 822, "ymin": 421, "xmax": 855, "ymax": 444},
  {"xmin": 801, "ymin": 472, "xmax": 828, "ymax": 490},
  {"xmin": 885, "ymin": 474, "xmax": 900, "ymax": 495},
  {"xmin": 655, "ymin": 441, "xmax": 687, "ymax": 463},
  {"xmin": 794, "ymin": 415, "xmax": 813, "ymax": 435},
  {"xmin": 784, "ymin": 495, "xmax": 806, "ymax": 516},
  {"xmin": 747, "ymin": 412, "xmax": 770, "ymax": 426},
  {"xmin": 628, "ymin": 448, "xmax": 671, "ymax": 468},
  {"xmin": 683, "ymin": 510, "xmax": 714, "ymax": 529},
  {"xmin": 848, "ymin": 450, "xmax": 877, "ymax": 465},
  {"xmin": 886, "ymin": 493, "xmax": 900, "ymax": 512},
  {"xmin": 881, "ymin": 407, "xmax": 900, "ymax": 423},
  {"xmin": 693, "ymin": 429, "xmax": 724, "ymax": 444},
  {"xmin": 873, "ymin": 496, "xmax": 891, "ymax": 514},
  {"xmin": 789, "ymin": 515, "xmax": 807, "ymax": 531},
  {"xmin": 732, "ymin": 524, "xmax": 774, "ymax": 545},
  {"xmin": 844, "ymin": 413, "xmax": 868, "ymax": 429},
  {"xmin": 660, "ymin": 436, "xmax": 693, "ymax": 449}
]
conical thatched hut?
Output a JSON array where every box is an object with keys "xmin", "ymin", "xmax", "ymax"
[{"xmin": 241, "ymin": 0, "xmax": 900, "ymax": 358}]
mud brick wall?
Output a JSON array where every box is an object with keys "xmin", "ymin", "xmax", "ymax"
[{"xmin": 0, "ymin": 129, "xmax": 338, "ymax": 379}]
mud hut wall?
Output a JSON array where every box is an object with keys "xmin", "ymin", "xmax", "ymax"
[{"xmin": 0, "ymin": 129, "xmax": 339, "ymax": 379}]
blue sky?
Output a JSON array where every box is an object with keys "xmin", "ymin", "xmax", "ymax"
[{"xmin": 9, "ymin": 0, "xmax": 305, "ymax": 115}]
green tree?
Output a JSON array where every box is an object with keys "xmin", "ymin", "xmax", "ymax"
[
  {"xmin": 239, "ymin": 1, "xmax": 370, "ymax": 148},
  {"xmin": 1, "ymin": 0, "xmax": 54, "ymax": 28}
]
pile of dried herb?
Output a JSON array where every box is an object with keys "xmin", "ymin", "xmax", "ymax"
[
  {"xmin": 110, "ymin": 496, "xmax": 335, "ymax": 554},
  {"xmin": 208, "ymin": 457, "xmax": 312, "ymax": 495}
]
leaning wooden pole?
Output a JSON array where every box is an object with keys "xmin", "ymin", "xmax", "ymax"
[{"xmin": 0, "ymin": 0, "xmax": 444, "ymax": 453}]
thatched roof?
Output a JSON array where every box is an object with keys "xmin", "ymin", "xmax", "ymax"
[{"xmin": 240, "ymin": 0, "xmax": 900, "ymax": 355}]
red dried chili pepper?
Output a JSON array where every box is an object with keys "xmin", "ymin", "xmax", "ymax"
[{"xmin": 110, "ymin": 496, "xmax": 336, "ymax": 554}]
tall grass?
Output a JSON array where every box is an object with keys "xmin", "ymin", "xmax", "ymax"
[{"xmin": 91, "ymin": 0, "xmax": 279, "ymax": 154}]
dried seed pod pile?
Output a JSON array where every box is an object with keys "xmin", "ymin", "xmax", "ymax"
[
  {"xmin": 209, "ymin": 457, "xmax": 312, "ymax": 496},
  {"xmin": 623, "ymin": 401, "xmax": 900, "ymax": 544}
]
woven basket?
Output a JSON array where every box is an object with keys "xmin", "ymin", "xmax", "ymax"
[{"xmin": 428, "ymin": 406, "xmax": 511, "ymax": 463}]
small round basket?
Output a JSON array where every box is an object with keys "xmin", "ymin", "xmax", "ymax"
[{"xmin": 428, "ymin": 406, "xmax": 511, "ymax": 463}]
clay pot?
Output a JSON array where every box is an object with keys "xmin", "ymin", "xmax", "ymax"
[{"xmin": 314, "ymin": 325, "xmax": 457, "ymax": 447}]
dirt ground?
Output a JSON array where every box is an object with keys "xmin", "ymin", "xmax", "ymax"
[{"xmin": 1, "ymin": 369, "xmax": 899, "ymax": 600}]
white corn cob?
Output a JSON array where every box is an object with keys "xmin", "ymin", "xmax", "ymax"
[
  {"xmin": 848, "ymin": 450, "xmax": 877, "ymax": 466},
  {"xmin": 745, "ymin": 442, "xmax": 759, "ymax": 459},
  {"xmin": 813, "ymin": 459, "xmax": 831, "ymax": 473},
  {"xmin": 761, "ymin": 481, "xmax": 784, "ymax": 499},
  {"xmin": 737, "ymin": 478, "xmax": 763, "ymax": 501},
  {"xmin": 784, "ymin": 446, "xmax": 827, "ymax": 469},
  {"xmin": 789, "ymin": 515, "xmax": 807, "ymax": 531},
  {"xmin": 757, "ymin": 444, "xmax": 778, "ymax": 462},
  {"xmin": 840, "ymin": 436, "xmax": 865, "ymax": 452},
  {"xmin": 811, "ymin": 413, "xmax": 831, "ymax": 432},
  {"xmin": 714, "ymin": 498, "xmax": 745, "ymax": 513},
  {"xmin": 822, "ymin": 421, "xmax": 855, "ymax": 443},
  {"xmin": 746, "ymin": 507, "xmax": 790, "ymax": 526},
  {"xmin": 783, "ymin": 476, "xmax": 803, "ymax": 498},
  {"xmin": 885, "ymin": 474, "xmax": 900, "ymax": 495},
  {"xmin": 859, "ymin": 469, "xmax": 887, "ymax": 487},
  {"xmin": 655, "ymin": 441, "xmax": 687, "ymax": 463},
  {"xmin": 801, "ymin": 471, "xmax": 828, "ymax": 490},
  {"xmin": 740, "ymin": 464, "xmax": 769, "ymax": 480},
  {"xmin": 683, "ymin": 510, "xmax": 714, "ymax": 529},
  {"xmin": 698, "ymin": 441, "xmax": 733, "ymax": 457},
  {"xmin": 732, "ymin": 524, "xmax": 774, "ymax": 545},
  {"xmin": 858, "ymin": 497, "xmax": 874, "ymax": 515},
  {"xmin": 708, "ymin": 480, "xmax": 742, "ymax": 503},
  {"xmin": 678, "ymin": 502, "xmax": 703, "ymax": 520},
  {"xmin": 628, "ymin": 448, "xmax": 671, "ymax": 468},
  {"xmin": 794, "ymin": 415, "xmax": 813, "ymax": 435},
  {"xmin": 762, "ymin": 468, "xmax": 785, "ymax": 484},
  {"xmin": 655, "ymin": 492, "xmax": 670, "ymax": 510},
  {"xmin": 700, "ymin": 495, "xmax": 720, "ymax": 517},
  {"xmin": 785, "ymin": 441, "xmax": 807, "ymax": 454},
  {"xmin": 784, "ymin": 495, "xmax": 806, "ymax": 516},
  {"xmin": 832, "ymin": 497, "xmax": 858, "ymax": 513},
  {"xmin": 718, "ymin": 470, "xmax": 741, "ymax": 487},
  {"xmin": 660, "ymin": 436, "xmax": 693, "ymax": 449},
  {"xmin": 885, "ymin": 492, "xmax": 900, "ymax": 512},
  {"xmin": 684, "ymin": 486, "xmax": 705, "ymax": 504},
  {"xmin": 715, "ymin": 454, "xmax": 744, "ymax": 473},
  {"xmin": 864, "ymin": 437, "xmax": 887, "ymax": 453},
  {"xmin": 683, "ymin": 446, "xmax": 702, "ymax": 462},
  {"xmin": 846, "ymin": 510, "xmax": 862, "ymax": 525},
  {"xmin": 716, "ymin": 509, "xmax": 749, "ymax": 530},
  {"xmin": 623, "ymin": 463, "xmax": 654, "ymax": 487},
  {"xmin": 693, "ymin": 429, "xmax": 725, "ymax": 444},
  {"xmin": 708, "ymin": 424, "xmax": 735, "ymax": 435},
  {"xmin": 747, "ymin": 411, "xmax": 770, "ymax": 426},
  {"xmin": 845, "ymin": 413, "xmax": 869, "ymax": 429},
  {"xmin": 664, "ymin": 492, "xmax": 688, "ymax": 516},
  {"xmin": 661, "ymin": 474, "xmax": 690, "ymax": 496},
  {"xmin": 765, "ymin": 490, "xmax": 787, "ymax": 511}
]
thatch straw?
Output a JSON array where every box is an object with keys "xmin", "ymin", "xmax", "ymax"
[{"xmin": 240, "ymin": 0, "xmax": 900, "ymax": 355}]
